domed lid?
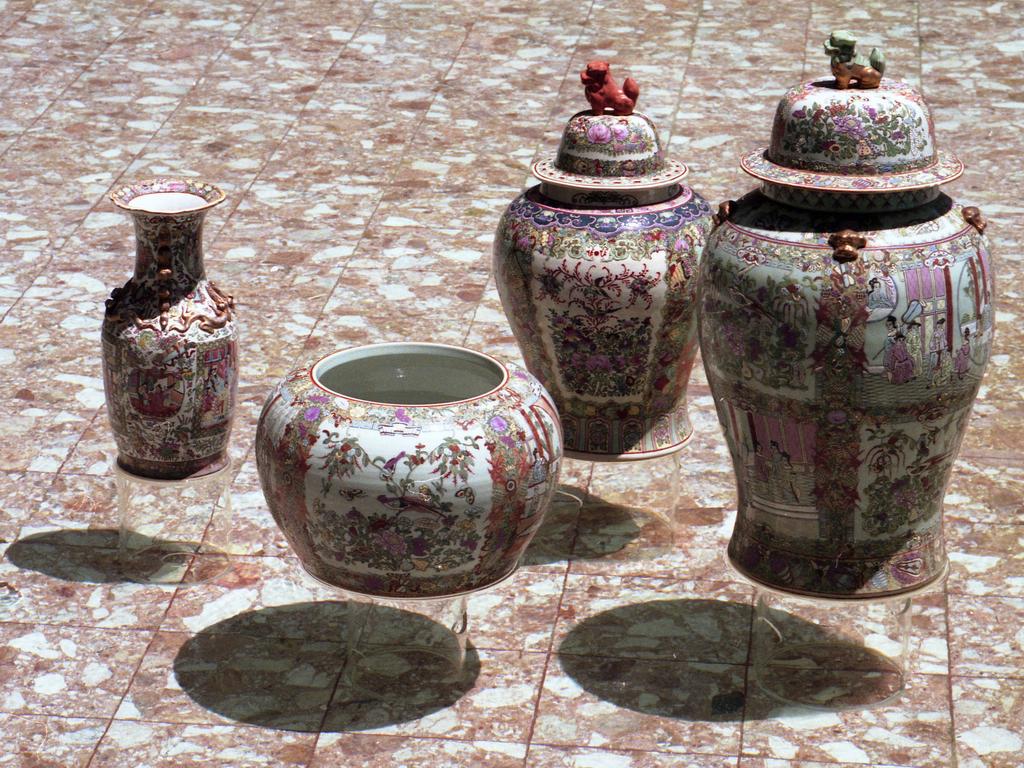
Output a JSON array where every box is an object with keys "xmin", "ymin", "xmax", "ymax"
[
  {"xmin": 740, "ymin": 30, "xmax": 963, "ymax": 193},
  {"xmin": 532, "ymin": 61, "xmax": 687, "ymax": 193}
]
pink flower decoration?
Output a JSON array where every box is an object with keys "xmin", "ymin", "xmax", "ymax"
[{"xmin": 586, "ymin": 122, "xmax": 612, "ymax": 143}]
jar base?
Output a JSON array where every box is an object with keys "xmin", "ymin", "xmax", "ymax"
[
  {"xmin": 726, "ymin": 553, "xmax": 950, "ymax": 602},
  {"xmin": 563, "ymin": 429, "xmax": 692, "ymax": 462},
  {"xmin": 296, "ymin": 559, "xmax": 521, "ymax": 601},
  {"xmin": 116, "ymin": 452, "xmax": 229, "ymax": 481}
]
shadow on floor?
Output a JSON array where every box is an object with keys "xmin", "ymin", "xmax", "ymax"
[
  {"xmin": 6, "ymin": 529, "xmax": 128, "ymax": 583},
  {"xmin": 4, "ymin": 528, "xmax": 225, "ymax": 584},
  {"xmin": 558, "ymin": 597, "xmax": 902, "ymax": 718},
  {"xmin": 173, "ymin": 600, "xmax": 480, "ymax": 732},
  {"xmin": 520, "ymin": 484, "xmax": 642, "ymax": 567}
]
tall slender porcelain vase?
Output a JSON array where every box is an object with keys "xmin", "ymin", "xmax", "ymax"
[
  {"xmin": 699, "ymin": 32, "xmax": 994, "ymax": 598},
  {"xmin": 102, "ymin": 178, "xmax": 238, "ymax": 480},
  {"xmin": 494, "ymin": 61, "xmax": 713, "ymax": 460}
]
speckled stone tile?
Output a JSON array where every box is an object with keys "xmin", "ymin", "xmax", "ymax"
[
  {"xmin": 528, "ymin": 746, "xmax": 738, "ymax": 767},
  {"xmin": 324, "ymin": 648, "xmax": 546, "ymax": 741},
  {"xmin": 0, "ymin": 540, "xmax": 177, "ymax": 629},
  {"xmin": 0, "ymin": 471, "xmax": 56, "ymax": 544},
  {"xmin": 0, "ymin": 622, "xmax": 152, "ymax": 718},
  {"xmin": 160, "ymin": 556, "xmax": 343, "ymax": 638},
  {"xmin": 311, "ymin": 734, "xmax": 527, "ymax": 767},
  {"xmin": 13, "ymin": 472, "xmax": 120, "ymax": 537},
  {"xmin": 946, "ymin": 519, "xmax": 1024, "ymax": 597},
  {"xmin": 952, "ymin": 675, "xmax": 1024, "ymax": 767},
  {"xmin": 738, "ymin": 760, "xmax": 913, "ymax": 768},
  {"xmin": 570, "ymin": 458, "xmax": 738, "ymax": 582},
  {"xmin": 92, "ymin": 721, "xmax": 317, "ymax": 767},
  {"xmin": 462, "ymin": 569, "xmax": 565, "ymax": 652},
  {"xmin": 0, "ymin": 713, "xmax": 106, "ymax": 767},
  {"xmin": 948, "ymin": 594, "xmax": 1024, "ymax": 678},
  {"xmin": 944, "ymin": 457, "xmax": 1024, "ymax": 526},
  {"xmin": 534, "ymin": 652, "xmax": 746, "ymax": 755},
  {"xmin": 740, "ymin": 673, "xmax": 953, "ymax": 765},
  {"xmin": 0, "ymin": 0, "xmax": 1019, "ymax": 763}
]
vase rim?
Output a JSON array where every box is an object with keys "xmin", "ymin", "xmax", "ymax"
[
  {"xmin": 109, "ymin": 177, "xmax": 227, "ymax": 215},
  {"xmin": 740, "ymin": 147, "xmax": 963, "ymax": 193},
  {"xmin": 310, "ymin": 342, "xmax": 510, "ymax": 408}
]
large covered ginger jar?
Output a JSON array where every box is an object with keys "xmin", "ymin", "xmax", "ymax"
[{"xmin": 699, "ymin": 32, "xmax": 994, "ymax": 598}]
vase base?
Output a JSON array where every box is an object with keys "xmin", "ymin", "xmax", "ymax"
[
  {"xmin": 726, "ymin": 553, "xmax": 950, "ymax": 602},
  {"xmin": 295, "ymin": 560, "xmax": 521, "ymax": 602},
  {"xmin": 563, "ymin": 429, "xmax": 692, "ymax": 462},
  {"xmin": 116, "ymin": 452, "xmax": 230, "ymax": 481}
]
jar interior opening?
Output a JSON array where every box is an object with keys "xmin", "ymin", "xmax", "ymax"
[
  {"xmin": 127, "ymin": 191, "xmax": 210, "ymax": 213},
  {"xmin": 314, "ymin": 346, "xmax": 506, "ymax": 405}
]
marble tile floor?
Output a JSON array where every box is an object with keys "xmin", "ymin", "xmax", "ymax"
[{"xmin": 0, "ymin": 0, "xmax": 1022, "ymax": 765}]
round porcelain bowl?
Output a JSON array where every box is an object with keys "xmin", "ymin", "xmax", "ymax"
[{"xmin": 255, "ymin": 343, "xmax": 563, "ymax": 598}]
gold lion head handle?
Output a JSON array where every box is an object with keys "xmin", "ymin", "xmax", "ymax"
[
  {"xmin": 828, "ymin": 229, "xmax": 867, "ymax": 263},
  {"xmin": 962, "ymin": 206, "xmax": 987, "ymax": 234}
]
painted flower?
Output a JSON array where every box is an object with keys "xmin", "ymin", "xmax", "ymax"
[
  {"xmin": 611, "ymin": 122, "xmax": 630, "ymax": 141},
  {"xmin": 586, "ymin": 122, "xmax": 612, "ymax": 143},
  {"xmin": 489, "ymin": 415, "xmax": 509, "ymax": 433},
  {"xmin": 833, "ymin": 114, "xmax": 865, "ymax": 139},
  {"xmin": 375, "ymin": 529, "xmax": 407, "ymax": 557},
  {"xmin": 303, "ymin": 406, "xmax": 321, "ymax": 422}
]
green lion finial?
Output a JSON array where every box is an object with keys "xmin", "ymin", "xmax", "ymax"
[{"xmin": 824, "ymin": 30, "xmax": 885, "ymax": 89}]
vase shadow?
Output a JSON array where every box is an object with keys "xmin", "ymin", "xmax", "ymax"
[
  {"xmin": 174, "ymin": 600, "xmax": 480, "ymax": 732},
  {"xmin": 4, "ymin": 528, "xmax": 228, "ymax": 585},
  {"xmin": 558, "ymin": 597, "xmax": 903, "ymax": 718},
  {"xmin": 6, "ymin": 529, "xmax": 131, "ymax": 583},
  {"xmin": 520, "ymin": 484, "xmax": 642, "ymax": 567}
]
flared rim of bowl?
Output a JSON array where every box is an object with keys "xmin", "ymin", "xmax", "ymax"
[
  {"xmin": 532, "ymin": 157, "xmax": 688, "ymax": 191},
  {"xmin": 740, "ymin": 148, "xmax": 964, "ymax": 193},
  {"xmin": 309, "ymin": 342, "xmax": 511, "ymax": 408},
  {"xmin": 109, "ymin": 177, "xmax": 227, "ymax": 214}
]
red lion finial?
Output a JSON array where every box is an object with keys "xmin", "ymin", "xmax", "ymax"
[{"xmin": 580, "ymin": 61, "xmax": 640, "ymax": 116}]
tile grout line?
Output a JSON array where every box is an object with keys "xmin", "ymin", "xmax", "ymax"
[
  {"xmin": 53, "ymin": 407, "xmax": 102, "ymax": 477},
  {"xmin": 80, "ymin": 603, "xmax": 177, "ymax": 766},
  {"xmin": 202, "ymin": 2, "xmax": 380, "ymax": 250},
  {"xmin": 484, "ymin": 3, "xmax": 607, "ymax": 761},
  {"xmin": 293, "ymin": 20, "xmax": 477, "ymax": 406},
  {"xmin": 736, "ymin": 583, "xmax": 757, "ymax": 763},
  {"xmin": 0, "ymin": 0, "xmax": 162, "ymax": 167},
  {"xmin": 0, "ymin": 0, "xmax": 35, "ymax": 36},
  {"xmin": 69, "ymin": 2, "xmax": 284, "ymax": 763},
  {"xmin": 661, "ymin": 0, "xmax": 705, "ymax": 150},
  {"xmin": 0, "ymin": 0, "xmax": 271, "ymax": 328}
]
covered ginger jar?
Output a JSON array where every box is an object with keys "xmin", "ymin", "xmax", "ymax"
[
  {"xmin": 699, "ymin": 31, "xmax": 994, "ymax": 598},
  {"xmin": 493, "ymin": 62, "xmax": 714, "ymax": 460}
]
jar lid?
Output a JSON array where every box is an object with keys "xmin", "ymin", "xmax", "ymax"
[
  {"xmin": 532, "ymin": 61, "xmax": 687, "ymax": 192},
  {"xmin": 740, "ymin": 30, "xmax": 963, "ymax": 193}
]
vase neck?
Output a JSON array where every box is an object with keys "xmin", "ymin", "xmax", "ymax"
[
  {"xmin": 760, "ymin": 182, "xmax": 941, "ymax": 213},
  {"xmin": 131, "ymin": 210, "xmax": 207, "ymax": 285},
  {"xmin": 539, "ymin": 181, "xmax": 680, "ymax": 208}
]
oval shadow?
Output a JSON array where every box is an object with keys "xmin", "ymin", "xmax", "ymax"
[
  {"xmin": 174, "ymin": 600, "xmax": 480, "ymax": 732},
  {"xmin": 558, "ymin": 598, "xmax": 897, "ymax": 719},
  {"xmin": 6, "ymin": 529, "xmax": 126, "ymax": 583}
]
